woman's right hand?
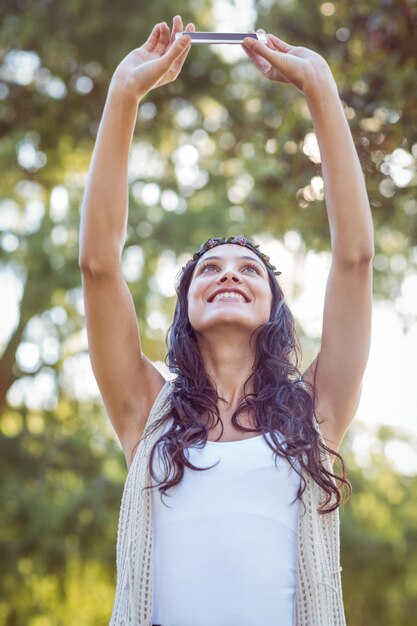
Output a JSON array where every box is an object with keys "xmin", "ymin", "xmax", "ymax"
[{"xmin": 110, "ymin": 15, "xmax": 195, "ymax": 101}]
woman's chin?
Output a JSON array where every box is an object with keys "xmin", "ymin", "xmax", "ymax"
[{"xmin": 191, "ymin": 311, "xmax": 264, "ymax": 334}]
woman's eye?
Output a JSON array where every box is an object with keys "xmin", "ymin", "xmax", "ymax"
[
  {"xmin": 198, "ymin": 262, "xmax": 261, "ymax": 275},
  {"xmin": 243, "ymin": 264, "xmax": 261, "ymax": 274},
  {"xmin": 200, "ymin": 264, "xmax": 218, "ymax": 273}
]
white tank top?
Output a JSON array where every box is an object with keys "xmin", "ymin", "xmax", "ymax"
[{"xmin": 151, "ymin": 423, "xmax": 301, "ymax": 626}]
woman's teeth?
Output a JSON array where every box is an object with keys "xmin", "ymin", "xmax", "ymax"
[{"xmin": 213, "ymin": 292, "xmax": 246, "ymax": 302}]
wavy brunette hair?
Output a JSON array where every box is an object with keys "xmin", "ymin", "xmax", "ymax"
[{"xmin": 141, "ymin": 243, "xmax": 352, "ymax": 514}]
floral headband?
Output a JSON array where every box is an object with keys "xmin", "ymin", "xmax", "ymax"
[{"xmin": 183, "ymin": 236, "xmax": 281, "ymax": 276}]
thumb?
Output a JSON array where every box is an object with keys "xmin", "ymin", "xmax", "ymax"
[
  {"xmin": 157, "ymin": 35, "xmax": 191, "ymax": 72},
  {"xmin": 243, "ymin": 36, "xmax": 302, "ymax": 85},
  {"xmin": 243, "ymin": 37, "xmax": 286, "ymax": 66}
]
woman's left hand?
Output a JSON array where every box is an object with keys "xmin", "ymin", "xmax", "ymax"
[{"xmin": 242, "ymin": 31, "xmax": 333, "ymax": 94}]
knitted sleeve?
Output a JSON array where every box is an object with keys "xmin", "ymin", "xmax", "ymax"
[{"xmin": 110, "ymin": 380, "xmax": 172, "ymax": 626}]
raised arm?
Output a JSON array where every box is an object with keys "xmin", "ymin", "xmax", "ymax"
[
  {"xmin": 242, "ymin": 33, "xmax": 374, "ymax": 452},
  {"xmin": 78, "ymin": 17, "xmax": 193, "ymax": 464}
]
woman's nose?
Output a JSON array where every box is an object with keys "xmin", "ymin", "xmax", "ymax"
[{"xmin": 218, "ymin": 272, "xmax": 240, "ymax": 283}]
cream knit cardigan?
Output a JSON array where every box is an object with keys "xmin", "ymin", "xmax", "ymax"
[{"xmin": 110, "ymin": 380, "xmax": 346, "ymax": 626}]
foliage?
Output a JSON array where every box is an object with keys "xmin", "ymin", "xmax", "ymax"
[
  {"xmin": 0, "ymin": 0, "xmax": 416, "ymax": 623},
  {"xmin": 340, "ymin": 425, "xmax": 417, "ymax": 625},
  {"xmin": 0, "ymin": 398, "xmax": 123, "ymax": 625},
  {"xmin": 1, "ymin": 0, "xmax": 417, "ymax": 405},
  {"xmin": 1, "ymin": 406, "xmax": 416, "ymax": 625}
]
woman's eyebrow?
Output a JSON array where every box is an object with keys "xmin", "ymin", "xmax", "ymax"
[
  {"xmin": 240, "ymin": 255, "xmax": 264, "ymax": 267},
  {"xmin": 196, "ymin": 255, "xmax": 221, "ymax": 264},
  {"xmin": 196, "ymin": 255, "xmax": 265, "ymax": 269}
]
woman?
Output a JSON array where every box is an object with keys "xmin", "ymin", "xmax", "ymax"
[{"xmin": 79, "ymin": 15, "xmax": 374, "ymax": 626}]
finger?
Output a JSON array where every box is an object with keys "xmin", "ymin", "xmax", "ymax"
[
  {"xmin": 170, "ymin": 14, "xmax": 184, "ymax": 45},
  {"xmin": 172, "ymin": 23, "xmax": 195, "ymax": 72},
  {"xmin": 172, "ymin": 23, "xmax": 195, "ymax": 67},
  {"xmin": 154, "ymin": 21, "xmax": 171, "ymax": 54},
  {"xmin": 144, "ymin": 23, "xmax": 161, "ymax": 53},
  {"xmin": 256, "ymin": 28, "xmax": 275, "ymax": 50},
  {"xmin": 243, "ymin": 36, "xmax": 286, "ymax": 66},
  {"xmin": 243, "ymin": 28, "xmax": 270, "ymax": 53},
  {"xmin": 157, "ymin": 33, "xmax": 191, "ymax": 73},
  {"xmin": 242, "ymin": 37, "xmax": 292, "ymax": 82},
  {"xmin": 268, "ymin": 33, "xmax": 293, "ymax": 53},
  {"xmin": 242, "ymin": 41, "xmax": 272, "ymax": 75},
  {"xmin": 172, "ymin": 42, "xmax": 192, "ymax": 75}
]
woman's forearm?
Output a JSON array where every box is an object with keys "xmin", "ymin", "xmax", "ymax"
[
  {"xmin": 305, "ymin": 73, "xmax": 374, "ymax": 264},
  {"xmin": 79, "ymin": 82, "xmax": 141, "ymax": 273}
]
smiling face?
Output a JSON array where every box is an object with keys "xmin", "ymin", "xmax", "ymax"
[{"xmin": 187, "ymin": 244, "xmax": 273, "ymax": 336}]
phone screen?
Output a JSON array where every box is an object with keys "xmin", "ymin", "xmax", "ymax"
[{"xmin": 175, "ymin": 32, "xmax": 267, "ymax": 44}]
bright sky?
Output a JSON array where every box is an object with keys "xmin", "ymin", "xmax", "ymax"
[{"xmin": 254, "ymin": 235, "xmax": 417, "ymax": 438}]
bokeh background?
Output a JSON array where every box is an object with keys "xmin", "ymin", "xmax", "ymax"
[{"xmin": 1, "ymin": 0, "xmax": 417, "ymax": 624}]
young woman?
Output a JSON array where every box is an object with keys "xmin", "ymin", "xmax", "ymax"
[{"xmin": 79, "ymin": 16, "xmax": 374, "ymax": 626}]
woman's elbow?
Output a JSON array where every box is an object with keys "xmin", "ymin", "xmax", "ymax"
[
  {"xmin": 78, "ymin": 254, "xmax": 118, "ymax": 279},
  {"xmin": 335, "ymin": 247, "xmax": 374, "ymax": 270}
]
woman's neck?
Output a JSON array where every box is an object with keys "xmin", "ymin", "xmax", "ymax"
[{"xmin": 196, "ymin": 331, "xmax": 256, "ymax": 406}]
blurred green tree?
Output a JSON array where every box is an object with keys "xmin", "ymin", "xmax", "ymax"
[
  {"xmin": 340, "ymin": 425, "xmax": 417, "ymax": 625},
  {"xmin": 0, "ymin": 1, "xmax": 416, "ymax": 624},
  {"xmin": 1, "ymin": 406, "xmax": 416, "ymax": 625},
  {"xmin": 0, "ymin": 0, "xmax": 416, "ymax": 410}
]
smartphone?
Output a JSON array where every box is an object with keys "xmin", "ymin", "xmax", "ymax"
[{"xmin": 174, "ymin": 32, "xmax": 267, "ymax": 44}]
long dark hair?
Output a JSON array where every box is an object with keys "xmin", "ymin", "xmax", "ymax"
[{"xmin": 141, "ymin": 248, "xmax": 352, "ymax": 514}]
